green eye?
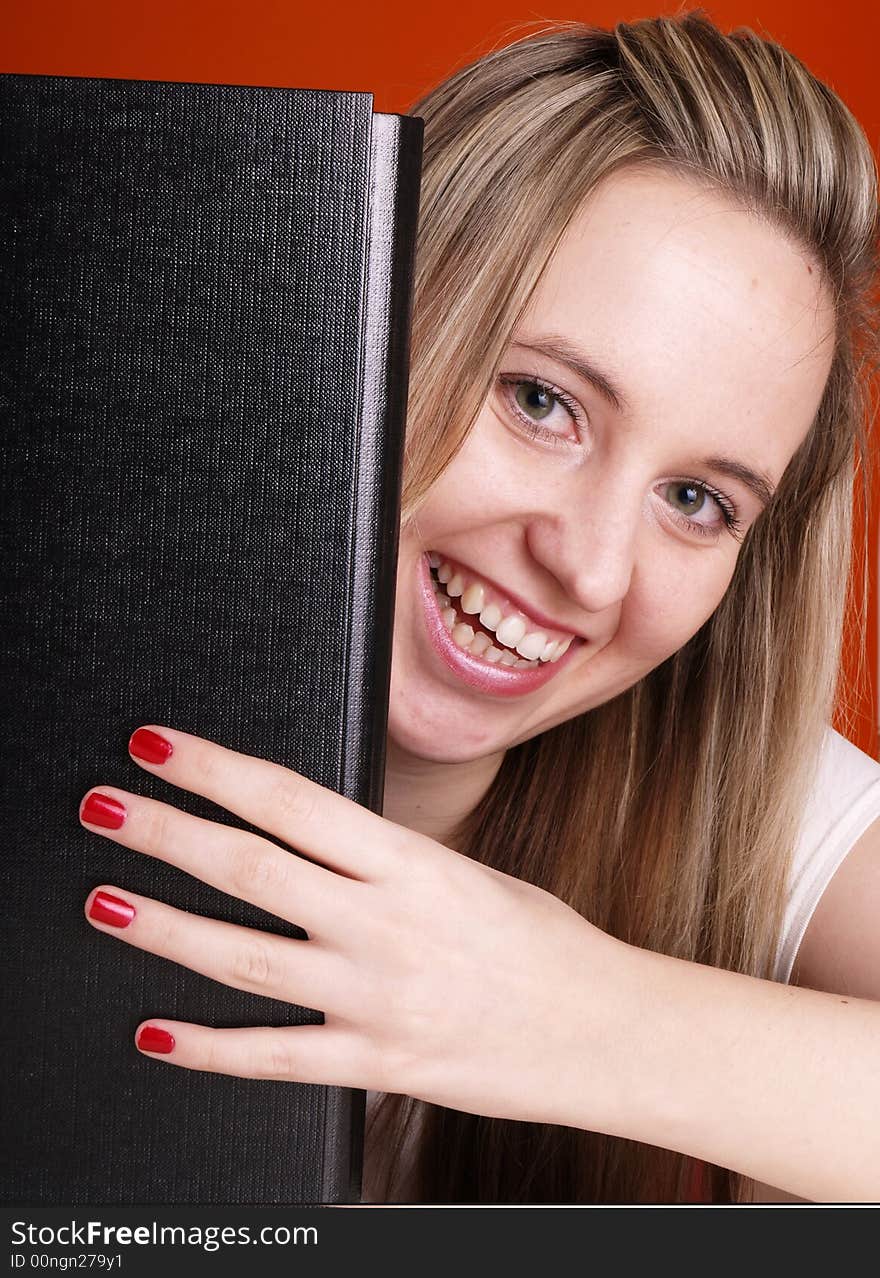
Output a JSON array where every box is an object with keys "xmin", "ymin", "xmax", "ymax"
[
  {"xmin": 498, "ymin": 374, "xmax": 585, "ymax": 446},
  {"xmin": 667, "ymin": 481, "xmax": 706, "ymax": 515},
  {"xmin": 513, "ymin": 381, "xmax": 556, "ymax": 421},
  {"xmin": 661, "ymin": 480, "xmax": 744, "ymax": 540}
]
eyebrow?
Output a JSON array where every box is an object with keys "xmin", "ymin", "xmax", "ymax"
[
  {"xmin": 696, "ymin": 456, "xmax": 777, "ymax": 510},
  {"xmin": 510, "ymin": 334, "xmax": 630, "ymax": 414},
  {"xmin": 509, "ymin": 333, "xmax": 778, "ymax": 510}
]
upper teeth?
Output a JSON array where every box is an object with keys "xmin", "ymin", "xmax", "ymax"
[{"xmin": 429, "ymin": 554, "xmax": 574, "ymax": 665}]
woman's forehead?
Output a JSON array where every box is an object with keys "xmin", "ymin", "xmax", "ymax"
[
  {"xmin": 513, "ymin": 168, "xmax": 836, "ymax": 473},
  {"xmin": 532, "ymin": 168, "xmax": 829, "ymax": 341}
]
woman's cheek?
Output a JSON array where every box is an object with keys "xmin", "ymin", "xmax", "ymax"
[
  {"xmin": 612, "ymin": 567, "xmax": 719, "ymax": 666},
  {"xmin": 641, "ymin": 562, "xmax": 738, "ymax": 661}
]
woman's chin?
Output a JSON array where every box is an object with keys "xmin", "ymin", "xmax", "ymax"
[{"xmin": 385, "ymin": 691, "xmax": 507, "ymax": 766}]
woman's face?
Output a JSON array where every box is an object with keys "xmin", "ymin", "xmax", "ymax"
[{"xmin": 387, "ymin": 167, "xmax": 836, "ymax": 763}]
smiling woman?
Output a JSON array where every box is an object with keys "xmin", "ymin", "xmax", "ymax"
[
  {"xmin": 363, "ymin": 11, "xmax": 880, "ymax": 1201},
  {"xmin": 388, "ymin": 165, "xmax": 835, "ymax": 759},
  {"xmin": 76, "ymin": 9, "xmax": 880, "ymax": 1207}
]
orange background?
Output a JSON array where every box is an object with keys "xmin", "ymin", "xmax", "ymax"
[{"xmin": 4, "ymin": 0, "xmax": 878, "ymax": 755}]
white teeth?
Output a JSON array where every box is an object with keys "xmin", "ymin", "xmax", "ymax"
[
  {"xmin": 550, "ymin": 636, "xmax": 572, "ymax": 663},
  {"xmin": 495, "ymin": 616, "xmax": 527, "ymax": 648},
  {"xmin": 460, "ymin": 583, "xmax": 485, "ymax": 615},
  {"xmin": 431, "ymin": 578, "xmax": 453, "ymax": 610},
  {"xmin": 479, "ymin": 602, "xmax": 503, "ymax": 632},
  {"xmin": 430, "ymin": 558, "xmax": 576, "ymax": 667},
  {"xmin": 452, "ymin": 623, "xmax": 474, "ymax": 650},
  {"xmin": 516, "ymin": 630, "xmax": 548, "ymax": 661}
]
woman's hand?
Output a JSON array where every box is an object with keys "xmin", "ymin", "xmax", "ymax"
[{"xmin": 79, "ymin": 724, "xmax": 630, "ymax": 1130}]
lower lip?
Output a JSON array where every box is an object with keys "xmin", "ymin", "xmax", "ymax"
[{"xmin": 416, "ymin": 553, "xmax": 583, "ymax": 698}]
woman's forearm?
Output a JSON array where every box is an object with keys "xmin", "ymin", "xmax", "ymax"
[{"xmin": 579, "ymin": 939, "xmax": 880, "ymax": 1201}]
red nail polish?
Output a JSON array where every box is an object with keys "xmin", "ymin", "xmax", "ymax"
[
  {"xmin": 81, "ymin": 792, "xmax": 127, "ymax": 829},
  {"xmin": 129, "ymin": 728, "xmax": 173, "ymax": 765},
  {"xmin": 88, "ymin": 890, "xmax": 136, "ymax": 927},
  {"xmin": 137, "ymin": 1025, "xmax": 175, "ymax": 1054}
]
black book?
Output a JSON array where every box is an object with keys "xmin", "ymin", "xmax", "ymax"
[{"xmin": 0, "ymin": 71, "xmax": 423, "ymax": 1204}]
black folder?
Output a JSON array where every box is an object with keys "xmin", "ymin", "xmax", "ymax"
[{"xmin": 0, "ymin": 71, "xmax": 423, "ymax": 1204}]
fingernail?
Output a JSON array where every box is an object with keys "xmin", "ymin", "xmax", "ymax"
[
  {"xmin": 81, "ymin": 792, "xmax": 127, "ymax": 829},
  {"xmin": 136, "ymin": 1025, "xmax": 175, "ymax": 1054},
  {"xmin": 88, "ymin": 890, "xmax": 136, "ymax": 927},
  {"xmin": 129, "ymin": 727, "xmax": 174, "ymax": 765}
]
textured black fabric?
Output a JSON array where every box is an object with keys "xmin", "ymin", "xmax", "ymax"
[{"xmin": 0, "ymin": 72, "xmax": 423, "ymax": 1205}]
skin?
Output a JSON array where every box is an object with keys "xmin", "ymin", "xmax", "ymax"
[
  {"xmin": 384, "ymin": 166, "xmax": 835, "ymax": 844},
  {"xmin": 78, "ymin": 169, "xmax": 880, "ymax": 1203}
]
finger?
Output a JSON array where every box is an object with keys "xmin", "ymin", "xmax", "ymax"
[
  {"xmin": 84, "ymin": 885, "xmax": 362, "ymax": 1020},
  {"xmin": 79, "ymin": 785, "xmax": 363, "ymax": 941},
  {"xmin": 132, "ymin": 1019, "xmax": 380, "ymax": 1089},
  {"xmin": 125, "ymin": 725, "xmax": 406, "ymax": 881}
]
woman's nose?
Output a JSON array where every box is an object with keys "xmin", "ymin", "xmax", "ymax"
[{"xmin": 525, "ymin": 496, "xmax": 640, "ymax": 617}]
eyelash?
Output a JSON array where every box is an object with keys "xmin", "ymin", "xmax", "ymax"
[
  {"xmin": 497, "ymin": 373, "xmax": 745, "ymax": 542},
  {"xmin": 499, "ymin": 373, "xmax": 588, "ymax": 440}
]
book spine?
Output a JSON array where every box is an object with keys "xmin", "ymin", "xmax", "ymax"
[
  {"xmin": 341, "ymin": 110, "xmax": 424, "ymax": 812},
  {"xmin": 322, "ymin": 110, "xmax": 424, "ymax": 1204}
]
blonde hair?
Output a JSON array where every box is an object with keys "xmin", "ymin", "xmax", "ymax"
[{"xmin": 367, "ymin": 10, "xmax": 880, "ymax": 1202}]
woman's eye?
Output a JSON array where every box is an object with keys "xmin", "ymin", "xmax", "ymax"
[
  {"xmin": 497, "ymin": 375, "xmax": 585, "ymax": 444},
  {"xmin": 497, "ymin": 377, "xmax": 745, "ymax": 542},
  {"xmin": 662, "ymin": 480, "xmax": 744, "ymax": 541}
]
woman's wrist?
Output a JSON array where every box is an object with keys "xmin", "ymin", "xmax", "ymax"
[
  {"xmin": 564, "ymin": 938, "xmax": 755, "ymax": 1151},
  {"xmin": 541, "ymin": 924, "xmax": 661, "ymax": 1138},
  {"xmin": 570, "ymin": 938, "xmax": 689, "ymax": 1144},
  {"xmin": 555, "ymin": 930, "xmax": 715, "ymax": 1147}
]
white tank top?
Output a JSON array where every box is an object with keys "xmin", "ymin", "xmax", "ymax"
[
  {"xmin": 364, "ymin": 725, "xmax": 880, "ymax": 1200},
  {"xmin": 772, "ymin": 725, "xmax": 880, "ymax": 982}
]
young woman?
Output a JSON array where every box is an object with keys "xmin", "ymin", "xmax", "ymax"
[{"xmin": 78, "ymin": 13, "xmax": 880, "ymax": 1203}]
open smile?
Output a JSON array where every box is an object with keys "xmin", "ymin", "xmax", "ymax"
[{"xmin": 417, "ymin": 553, "xmax": 585, "ymax": 698}]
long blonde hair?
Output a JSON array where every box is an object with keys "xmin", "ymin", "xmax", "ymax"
[{"xmin": 368, "ymin": 11, "xmax": 880, "ymax": 1202}]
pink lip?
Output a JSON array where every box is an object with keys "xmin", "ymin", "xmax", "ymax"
[{"xmin": 417, "ymin": 553, "xmax": 584, "ymax": 698}]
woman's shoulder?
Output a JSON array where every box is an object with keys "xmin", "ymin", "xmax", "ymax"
[{"xmin": 774, "ymin": 725, "xmax": 880, "ymax": 984}]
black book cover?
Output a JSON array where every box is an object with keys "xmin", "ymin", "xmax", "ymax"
[{"xmin": 0, "ymin": 71, "xmax": 423, "ymax": 1204}]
